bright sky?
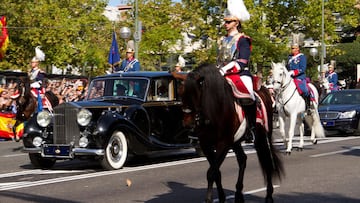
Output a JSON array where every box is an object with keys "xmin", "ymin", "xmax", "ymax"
[
  {"xmin": 108, "ymin": 0, "xmax": 180, "ymax": 6},
  {"xmin": 108, "ymin": 0, "xmax": 121, "ymax": 7}
]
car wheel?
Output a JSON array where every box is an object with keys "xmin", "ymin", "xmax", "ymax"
[
  {"xmin": 29, "ymin": 153, "xmax": 56, "ymax": 169},
  {"xmin": 101, "ymin": 131, "xmax": 128, "ymax": 170}
]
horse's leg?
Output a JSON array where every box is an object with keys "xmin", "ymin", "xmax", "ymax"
[
  {"xmin": 286, "ymin": 113, "xmax": 297, "ymax": 154},
  {"xmin": 233, "ymin": 140, "xmax": 247, "ymax": 203},
  {"xmin": 213, "ymin": 145, "xmax": 229, "ymax": 203},
  {"xmin": 277, "ymin": 112, "xmax": 287, "ymax": 149},
  {"xmin": 201, "ymin": 143, "xmax": 227, "ymax": 203},
  {"xmin": 201, "ymin": 145, "xmax": 216, "ymax": 203},
  {"xmin": 12, "ymin": 119, "xmax": 22, "ymax": 142},
  {"xmin": 298, "ymin": 116, "xmax": 304, "ymax": 151}
]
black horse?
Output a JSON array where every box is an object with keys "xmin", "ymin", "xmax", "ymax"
[
  {"xmin": 13, "ymin": 77, "xmax": 59, "ymax": 141},
  {"xmin": 182, "ymin": 63, "xmax": 284, "ymax": 203}
]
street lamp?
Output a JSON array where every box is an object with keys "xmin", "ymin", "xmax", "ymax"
[
  {"xmin": 320, "ymin": 0, "xmax": 325, "ymax": 79},
  {"xmin": 309, "ymin": 47, "xmax": 319, "ymax": 61},
  {"xmin": 119, "ymin": 27, "xmax": 131, "ymax": 41},
  {"xmin": 119, "ymin": 26, "xmax": 131, "ymax": 53}
]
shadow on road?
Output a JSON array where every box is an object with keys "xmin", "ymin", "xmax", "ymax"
[{"xmin": 276, "ymin": 192, "xmax": 360, "ymax": 203}]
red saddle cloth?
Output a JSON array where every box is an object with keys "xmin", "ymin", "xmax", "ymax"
[{"xmin": 235, "ymin": 92, "xmax": 269, "ymax": 133}]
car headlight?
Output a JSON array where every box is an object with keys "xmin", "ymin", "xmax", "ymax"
[
  {"xmin": 79, "ymin": 136, "xmax": 89, "ymax": 148},
  {"xmin": 32, "ymin": 136, "xmax": 43, "ymax": 147},
  {"xmin": 77, "ymin": 109, "xmax": 92, "ymax": 126},
  {"xmin": 339, "ymin": 110, "xmax": 356, "ymax": 119},
  {"xmin": 37, "ymin": 111, "xmax": 52, "ymax": 127}
]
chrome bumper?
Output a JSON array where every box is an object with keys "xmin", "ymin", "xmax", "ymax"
[{"xmin": 23, "ymin": 147, "xmax": 104, "ymax": 156}]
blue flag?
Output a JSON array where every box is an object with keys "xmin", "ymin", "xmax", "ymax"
[{"xmin": 108, "ymin": 31, "xmax": 121, "ymax": 72}]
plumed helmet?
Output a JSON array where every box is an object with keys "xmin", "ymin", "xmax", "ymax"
[
  {"xmin": 224, "ymin": 0, "xmax": 250, "ymax": 22},
  {"xmin": 31, "ymin": 56, "xmax": 40, "ymax": 63},
  {"xmin": 175, "ymin": 55, "xmax": 186, "ymax": 68},
  {"xmin": 126, "ymin": 48, "xmax": 134, "ymax": 53}
]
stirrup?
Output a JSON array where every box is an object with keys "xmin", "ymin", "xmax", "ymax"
[{"xmin": 244, "ymin": 128, "xmax": 255, "ymax": 143}]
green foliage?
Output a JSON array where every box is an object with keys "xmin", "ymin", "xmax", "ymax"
[
  {"xmin": 0, "ymin": 0, "xmax": 112, "ymax": 75},
  {"xmin": 334, "ymin": 37, "xmax": 360, "ymax": 78},
  {"xmin": 0, "ymin": 0, "xmax": 358, "ymax": 78}
]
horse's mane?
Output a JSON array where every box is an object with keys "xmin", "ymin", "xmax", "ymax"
[
  {"xmin": 45, "ymin": 91, "xmax": 59, "ymax": 107},
  {"xmin": 16, "ymin": 77, "xmax": 35, "ymax": 121},
  {"xmin": 184, "ymin": 63, "xmax": 237, "ymax": 132}
]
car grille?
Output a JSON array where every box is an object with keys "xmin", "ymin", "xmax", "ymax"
[
  {"xmin": 319, "ymin": 111, "xmax": 339, "ymax": 120},
  {"xmin": 53, "ymin": 103, "xmax": 80, "ymax": 144}
]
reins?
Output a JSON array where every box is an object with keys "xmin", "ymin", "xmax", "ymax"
[{"xmin": 274, "ymin": 70, "xmax": 298, "ymax": 111}]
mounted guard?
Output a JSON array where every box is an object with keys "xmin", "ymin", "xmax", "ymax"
[
  {"xmin": 286, "ymin": 39, "xmax": 312, "ymax": 112},
  {"xmin": 216, "ymin": 0, "xmax": 257, "ymax": 143},
  {"xmin": 29, "ymin": 48, "xmax": 52, "ymax": 112}
]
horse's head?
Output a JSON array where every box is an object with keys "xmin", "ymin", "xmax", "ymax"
[
  {"xmin": 181, "ymin": 71, "xmax": 203, "ymax": 129},
  {"xmin": 271, "ymin": 61, "xmax": 291, "ymax": 91}
]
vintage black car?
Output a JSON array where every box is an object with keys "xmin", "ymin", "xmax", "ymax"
[
  {"xmin": 318, "ymin": 89, "xmax": 360, "ymax": 135},
  {"xmin": 22, "ymin": 71, "xmax": 197, "ymax": 170}
]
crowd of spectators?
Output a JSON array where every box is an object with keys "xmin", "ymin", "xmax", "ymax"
[{"xmin": 0, "ymin": 76, "xmax": 89, "ymax": 113}]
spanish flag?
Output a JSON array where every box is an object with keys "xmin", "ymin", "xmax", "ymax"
[
  {"xmin": 0, "ymin": 16, "xmax": 9, "ymax": 60},
  {"xmin": 0, "ymin": 112, "xmax": 23, "ymax": 140}
]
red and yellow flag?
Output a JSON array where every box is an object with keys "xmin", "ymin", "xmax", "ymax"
[
  {"xmin": 0, "ymin": 112, "xmax": 23, "ymax": 140},
  {"xmin": 0, "ymin": 16, "xmax": 9, "ymax": 59}
]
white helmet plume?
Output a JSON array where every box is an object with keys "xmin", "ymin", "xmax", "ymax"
[
  {"xmin": 226, "ymin": 0, "xmax": 250, "ymax": 22},
  {"xmin": 35, "ymin": 46, "xmax": 45, "ymax": 61},
  {"xmin": 176, "ymin": 55, "xmax": 186, "ymax": 67}
]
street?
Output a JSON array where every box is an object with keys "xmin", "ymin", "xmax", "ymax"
[{"xmin": 0, "ymin": 133, "xmax": 359, "ymax": 203}]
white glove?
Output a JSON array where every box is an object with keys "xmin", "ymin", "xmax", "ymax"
[
  {"xmin": 288, "ymin": 70, "xmax": 295, "ymax": 76},
  {"xmin": 30, "ymin": 81, "xmax": 41, "ymax": 89},
  {"xmin": 219, "ymin": 61, "xmax": 241, "ymax": 76}
]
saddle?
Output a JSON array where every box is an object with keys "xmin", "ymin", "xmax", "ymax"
[{"xmin": 234, "ymin": 92, "xmax": 269, "ymax": 133}]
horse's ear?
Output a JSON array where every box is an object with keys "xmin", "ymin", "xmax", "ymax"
[{"xmin": 281, "ymin": 60, "xmax": 286, "ymax": 66}]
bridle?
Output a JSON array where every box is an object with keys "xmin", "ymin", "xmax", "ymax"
[
  {"xmin": 273, "ymin": 68, "xmax": 297, "ymax": 107},
  {"xmin": 182, "ymin": 74, "xmax": 209, "ymax": 129}
]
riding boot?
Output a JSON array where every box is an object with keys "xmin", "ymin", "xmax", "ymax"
[
  {"xmin": 302, "ymin": 94, "xmax": 311, "ymax": 114},
  {"xmin": 242, "ymin": 101, "xmax": 257, "ymax": 143}
]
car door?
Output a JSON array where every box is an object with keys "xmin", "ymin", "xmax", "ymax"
[{"xmin": 145, "ymin": 77, "xmax": 191, "ymax": 144}]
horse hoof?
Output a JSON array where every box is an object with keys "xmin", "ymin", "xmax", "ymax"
[
  {"xmin": 312, "ymin": 139, "xmax": 318, "ymax": 144},
  {"xmin": 265, "ymin": 196, "xmax": 274, "ymax": 203},
  {"xmin": 285, "ymin": 151, "xmax": 291, "ymax": 155},
  {"xmin": 297, "ymin": 147, "xmax": 303, "ymax": 151},
  {"xmin": 15, "ymin": 136, "xmax": 20, "ymax": 142}
]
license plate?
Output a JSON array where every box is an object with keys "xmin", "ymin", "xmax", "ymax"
[
  {"xmin": 323, "ymin": 121, "xmax": 335, "ymax": 126},
  {"xmin": 43, "ymin": 145, "xmax": 71, "ymax": 157}
]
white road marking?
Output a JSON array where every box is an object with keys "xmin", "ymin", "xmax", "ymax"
[
  {"xmin": 2, "ymin": 153, "xmax": 27, "ymax": 158},
  {"xmin": 0, "ymin": 136, "xmax": 357, "ymax": 191},
  {"xmin": 0, "ymin": 150, "xmax": 259, "ymax": 191},
  {"xmin": 213, "ymin": 185, "xmax": 281, "ymax": 202},
  {"xmin": 310, "ymin": 146, "xmax": 360, "ymax": 158}
]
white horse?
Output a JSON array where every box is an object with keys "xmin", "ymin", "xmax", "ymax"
[{"xmin": 271, "ymin": 61, "xmax": 325, "ymax": 154}]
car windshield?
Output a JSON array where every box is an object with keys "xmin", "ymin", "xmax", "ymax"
[
  {"xmin": 87, "ymin": 78, "xmax": 148, "ymax": 100},
  {"xmin": 321, "ymin": 91, "xmax": 360, "ymax": 105}
]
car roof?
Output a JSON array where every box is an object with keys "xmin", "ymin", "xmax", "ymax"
[
  {"xmin": 328, "ymin": 89, "xmax": 360, "ymax": 94},
  {"xmin": 93, "ymin": 71, "xmax": 172, "ymax": 80}
]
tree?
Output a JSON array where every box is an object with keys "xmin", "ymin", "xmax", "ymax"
[
  {"xmin": 0, "ymin": 0, "xmax": 112, "ymax": 75},
  {"xmin": 334, "ymin": 36, "xmax": 360, "ymax": 79}
]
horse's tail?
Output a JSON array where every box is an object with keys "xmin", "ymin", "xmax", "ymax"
[
  {"xmin": 254, "ymin": 121, "xmax": 285, "ymax": 182},
  {"xmin": 305, "ymin": 109, "xmax": 326, "ymax": 138},
  {"xmin": 255, "ymin": 86, "xmax": 285, "ymax": 181},
  {"xmin": 256, "ymin": 86, "xmax": 273, "ymax": 135},
  {"xmin": 307, "ymin": 83, "xmax": 325, "ymax": 138}
]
